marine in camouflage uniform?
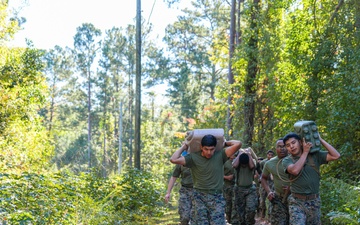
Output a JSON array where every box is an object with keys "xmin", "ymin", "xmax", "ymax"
[
  {"xmin": 185, "ymin": 148, "xmax": 228, "ymax": 225},
  {"xmin": 231, "ymin": 149, "xmax": 258, "ymax": 225},
  {"xmin": 165, "ymin": 164, "xmax": 194, "ymax": 225},
  {"xmin": 282, "ymin": 133, "xmax": 340, "ymax": 225},
  {"xmin": 169, "ymin": 135, "xmax": 242, "ymax": 225},
  {"xmin": 254, "ymin": 158, "xmax": 263, "ymax": 216},
  {"xmin": 261, "ymin": 139, "xmax": 290, "ymax": 225},
  {"xmin": 223, "ymin": 155, "xmax": 236, "ymax": 223},
  {"xmin": 259, "ymin": 150, "xmax": 275, "ymax": 219}
]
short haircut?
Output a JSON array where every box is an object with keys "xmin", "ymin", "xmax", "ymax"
[
  {"xmin": 239, "ymin": 153, "xmax": 249, "ymax": 164},
  {"xmin": 283, "ymin": 132, "xmax": 301, "ymax": 144},
  {"xmin": 275, "ymin": 138, "xmax": 284, "ymax": 147},
  {"xmin": 267, "ymin": 150, "xmax": 274, "ymax": 154},
  {"xmin": 201, "ymin": 134, "xmax": 217, "ymax": 147}
]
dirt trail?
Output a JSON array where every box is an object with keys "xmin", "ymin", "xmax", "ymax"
[
  {"xmin": 155, "ymin": 204, "xmax": 271, "ymax": 225},
  {"xmin": 254, "ymin": 216, "xmax": 271, "ymax": 225}
]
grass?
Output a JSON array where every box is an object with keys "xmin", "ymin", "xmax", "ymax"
[{"xmin": 142, "ymin": 205, "xmax": 178, "ymax": 225}]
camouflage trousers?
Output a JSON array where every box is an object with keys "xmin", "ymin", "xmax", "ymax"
[
  {"xmin": 231, "ymin": 185, "xmax": 258, "ymax": 225},
  {"xmin": 192, "ymin": 189, "xmax": 226, "ymax": 225},
  {"xmin": 178, "ymin": 186, "xmax": 194, "ymax": 225},
  {"xmin": 259, "ymin": 180, "xmax": 274, "ymax": 218},
  {"xmin": 259, "ymin": 185, "xmax": 267, "ymax": 218},
  {"xmin": 269, "ymin": 195, "xmax": 289, "ymax": 225},
  {"xmin": 288, "ymin": 194, "xmax": 321, "ymax": 225},
  {"xmin": 223, "ymin": 184, "xmax": 235, "ymax": 222}
]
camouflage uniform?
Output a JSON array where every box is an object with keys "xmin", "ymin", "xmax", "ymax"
[
  {"xmin": 231, "ymin": 155, "xmax": 258, "ymax": 225},
  {"xmin": 259, "ymin": 157, "xmax": 274, "ymax": 219},
  {"xmin": 282, "ymin": 151, "xmax": 328, "ymax": 225},
  {"xmin": 184, "ymin": 149, "xmax": 229, "ymax": 225},
  {"xmin": 262, "ymin": 155, "xmax": 290, "ymax": 225},
  {"xmin": 231, "ymin": 185, "xmax": 258, "ymax": 225},
  {"xmin": 223, "ymin": 159, "xmax": 235, "ymax": 222},
  {"xmin": 172, "ymin": 165, "xmax": 194, "ymax": 225},
  {"xmin": 193, "ymin": 190, "xmax": 226, "ymax": 225},
  {"xmin": 270, "ymin": 194, "xmax": 289, "ymax": 225},
  {"xmin": 287, "ymin": 194, "xmax": 320, "ymax": 225},
  {"xmin": 178, "ymin": 186, "xmax": 194, "ymax": 225},
  {"xmin": 223, "ymin": 184, "xmax": 234, "ymax": 223}
]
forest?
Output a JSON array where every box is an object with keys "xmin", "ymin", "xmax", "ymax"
[{"xmin": 0, "ymin": 0, "xmax": 359, "ymax": 224}]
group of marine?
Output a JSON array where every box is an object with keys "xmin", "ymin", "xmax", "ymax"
[{"xmin": 165, "ymin": 129, "xmax": 340, "ymax": 225}]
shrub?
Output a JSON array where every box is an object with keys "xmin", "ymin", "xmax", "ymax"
[
  {"xmin": 321, "ymin": 177, "xmax": 360, "ymax": 225},
  {"xmin": 0, "ymin": 169, "xmax": 166, "ymax": 224}
]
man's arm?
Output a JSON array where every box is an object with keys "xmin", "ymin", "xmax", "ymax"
[
  {"xmin": 261, "ymin": 173, "xmax": 274, "ymax": 201},
  {"xmin": 170, "ymin": 143, "xmax": 187, "ymax": 165},
  {"xmin": 224, "ymin": 174, "xmax": 234, "ymax": 181},
  {"xmin": 232, "ymin": 149, "xmax": 244, "ymax": 169},
  {"xmin": 320, "ymin": 136, "xmax": 340, "ymax": 162},
  {"xmin": 286, "ymin": 138, "xmax": 311, "ymax": 176},
  {"xmin": 224, "ymin": 140, "xmax": 242, "ymax": 158},
  {"xmin": 245, "ymin": 149, "xmax": 255, "ymax": 169},
  {"xmin": 256, "ymin": 162, "xmax": 262, "ymax": 176},
  {"xmin": 164, "ymin": 176, "xmax": 177, "ymax": 203}
]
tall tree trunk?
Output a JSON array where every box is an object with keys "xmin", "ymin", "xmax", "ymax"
[
  {"xmin": 236, "ymin": 0, "xmax": 242, "ymax": 45},
  {"xmin": 118, "ymin": 101, "xmax": 123, "ymax": 174},
  {"xmin": 128, "ymin": 73, "xmax": 133, "ymax": 167},
  {"xmin": 210, "ymin": 65, "xmax": 216, "ymax": 100},
  {"xmin": 102, "ymin": 91, "xmax": 108, "ymax": 177},
  {"xmin": 227, "ymin": 0, "xmax": 236, "ymax": 139},
  {"xmin": 48, "ymin": 84, "xmax": 55, "ymax": 133},
  {"xmin": 87, "ymin": 68, "xmax": 92, "ymax": 168},
  {"xmin": 243, "ymin": 0, "xmax": 259, "ymax": 147},
  {"xmin": 135, "ymin": 0, "xmax": 141, "ymax": 170}
]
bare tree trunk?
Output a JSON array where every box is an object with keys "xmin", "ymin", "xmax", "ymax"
[
  {"xmin": 135, "ymin": 0, "xmax": 141, "ymax": 170},
  {"xmin": 210, "ymin": 65, "xmax": 216, "ymax": 100},
  {"xmin": 118, "ymin": 101, "xmax": 123, "ymax": 174},
  {"xmin": 48, "ymin": 87, "xmax": 55, "ymax": 133},
  {"xmin": 227, "ymin": 0, "xmax": 236, "ymax": 139},
  {"xmin": 236, "ymin": 0, "xmax": 242, "ymax": 45},
  {"xmin": 87, "ymin": 68, "xmax": 92, "ymax": 168},
  {"xmin": 243, "ymin": 0, "xmax": 259, "ymax": 147},
  {"xmin": 102, "ymin": 93, "xmax": 108, "ymax": 177},
  {"xmin": 128, "ymin": 73, "xmax": 133, "ymax": 168}
]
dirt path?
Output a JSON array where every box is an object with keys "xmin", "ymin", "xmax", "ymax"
[
  {"xmin": 255, "ymin": 216, "xmax": 271, "ymax": 225},
  {"xmin": 154, "ymin": 204, "xmax": 271, "ymax": 225},
  {"xmin": 153, "ymin": 210, "xmax": 271, "ymax": 225}
]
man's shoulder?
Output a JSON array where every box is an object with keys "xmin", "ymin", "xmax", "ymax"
[
  {"xmin": 266, "ymin": 156, "xmax": 279, "ymax": 165},
  {"xmin": 282, "ymin": 155, "xmax": 295, "ymax": 164},
  {"xmin": 188, "ymin": 151, "xmax": 201, "ymax": 157}
]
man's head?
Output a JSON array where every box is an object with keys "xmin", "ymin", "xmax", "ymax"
[
  {"xmin": 266, "ymin": 150, "xmax": 274, "ymax": 159},
  {"xmin": 239, "ymin": 152, "xmax": 249, "ymax": 166},
  {"xmin": 283, "ymin": 133, "xmax": 302, "ymax": 156},
  {"xmin": 275, "ymin": 138, "xmax": 288, "ymax": 159},
  {"xmin": 200, "ymin": 134, "xmax": 217, "ymax": 159}
]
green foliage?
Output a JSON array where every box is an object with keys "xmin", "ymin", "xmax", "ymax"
[
  {"xmin": 0, "ymin": 2, "xmax": 21, "ymax": 43},
  {"xmin": 0, "ymin": 46, "xmax": 53, "ymax": 173},
  {"xmin": 106, "ymin": 168, "xmax": 166, "ymax": 223},
  {"xmin": 321, "ymin": 177, "xmax": 360, "ymax": 225},
  {"xmin": 0, "ymin": 169, "xmax": 166, "ymax": 224}
]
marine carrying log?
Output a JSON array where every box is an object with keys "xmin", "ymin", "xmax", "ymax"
[{"xmin": 185, "ymin": 128, "xmax": 225, "ymax": 153}]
